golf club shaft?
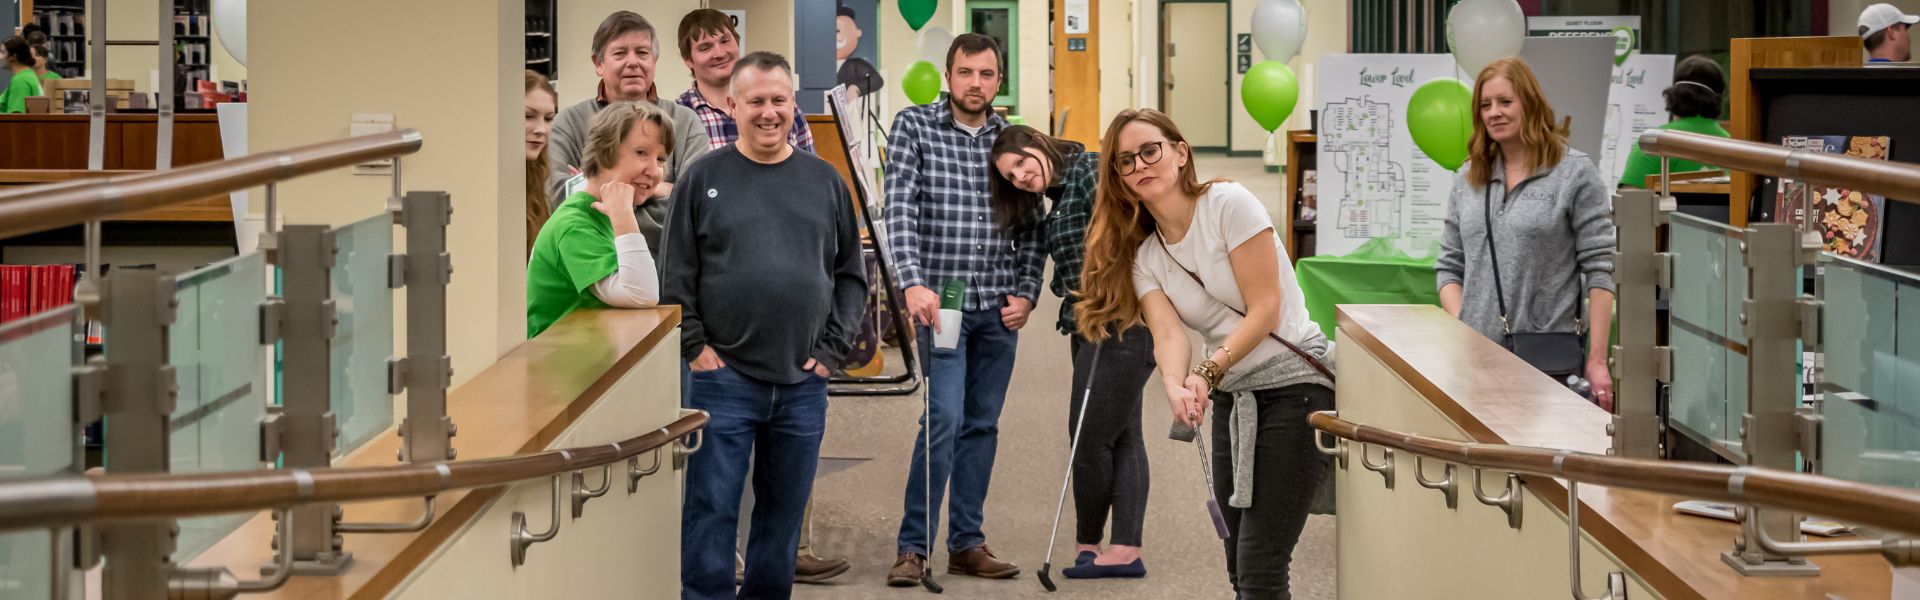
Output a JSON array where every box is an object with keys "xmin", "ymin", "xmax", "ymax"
[{"xmin": 1042, "ymin": 345, "xmax": 1103, "ymax": 570}]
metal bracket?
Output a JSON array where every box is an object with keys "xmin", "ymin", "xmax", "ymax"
[
  {"xmin": 259, "ymin": 298, "xmax": 286, "ymax": 344},
  {"xmin": 1794, "ymin": 408, "xmax": 1823, "ymax": 471},
  {"xmin": 1796, "ymin": 298, "xmax": 1823, "ymax": 352},
  {"xmin": 387, "ymin": 254, "xmax": 407, "ymax": 289},
  {"xmin": 570, "ymin": 464, "xmax": 612, "ymax": 519},
  {"xmin": 1471, "ymin": 468, "xmax": 1524, "ymax": 529},
  {"xmin": 167, "ymin": 509, "xmax": 294, "ymax": 600},
  {"xmin": 259, "ymin": 409, "xmax": 285, "ymax": 464},
  {"xmin": 1653, "ymin": 252, "xmax": 1673, "ymax": 290},
  {"xmin": 1413, "ymin": 456, "xmax": 1459, "ymax": 510},
  {"xmin": 627, "ymin": 447, "xmax": 663, "ymax": 494},
  {"xmin": 1568, "ymin": 482, "xmax": 1630, "ymax": 599},
  {"xmin": 1360, "ymin": 444, "xmax": 1395, "ymax": 489},
  {"xmin": 1312, "ymin": 425, "xmax": 1349, "ymax": 470},
  {"xmin": 510, "ymin": 474, "xmax": 563, "ymax": 568},
  {"xmin": 71, "ymin": 360, "xmax": 106, "ymax": 426},
  {"xmin": 1653, "ymin": 346, "xmax": 1673, "ymax": 384},
  {"xmin": 387, "ymin": 357, "xmax": 410, "ymax": 395},
  {"xmin": 337, "ymin": 496, "xmax": 436, "ymax": 534}
]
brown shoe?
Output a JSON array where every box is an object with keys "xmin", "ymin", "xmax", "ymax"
[
  {"xmin": 948, "ymin": 544, "xmax": 1020, "ymax": 579},
  {"xmin": 887, "ymin": 553, "xmax": 925, "ymax": 587},
  {"xmin": 795, "ymin": 552, "xmax": 850, "ymax": 584}
]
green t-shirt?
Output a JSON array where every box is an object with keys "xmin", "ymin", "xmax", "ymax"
[
  {"xmin": 1617, "ymin": 116, "xmax": 1731, "ymax": 187},
  {"xmin": 526, "ymin": 191, "xmax": 619, "ymax": 338},
  {"xmin": 1, "ymin": 68, "xmax": 45, "ymax": 114},
  {"xmin": 39, "ymin": 70, "xmax": 62, "ymax": 83}
]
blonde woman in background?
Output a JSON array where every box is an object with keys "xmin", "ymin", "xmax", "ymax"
[{"xmin": 525, "ymin": 70, "xmax": 558, "ymax": 257}]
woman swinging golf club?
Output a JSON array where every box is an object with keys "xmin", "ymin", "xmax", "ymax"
[
  {"xmin": 988, "ymin": 125, "xmax": 1158, "ymax": 585},
  {"xmin": 1074, "ymin": 109, "xmax": 1334, "ymax": 599}
]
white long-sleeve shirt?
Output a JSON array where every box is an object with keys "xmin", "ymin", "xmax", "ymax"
[{"xmin": 590, "ymin": 233, "xmax": 659, "ymax": 307}]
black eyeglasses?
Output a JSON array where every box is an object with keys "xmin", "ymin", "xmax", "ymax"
[{"xmin": 1114, "ymin": 142, "xmax": 1166, "ymax": 176}]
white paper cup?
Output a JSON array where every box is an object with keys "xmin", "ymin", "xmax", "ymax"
[{"xmin": 934, "ymin": 309, "xmax": 963, "ymax": 349}]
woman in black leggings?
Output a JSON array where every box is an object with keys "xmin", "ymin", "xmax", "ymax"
[{"xmin": 990, "ymin": 125, "xmax": 1156, "ymax": 577}]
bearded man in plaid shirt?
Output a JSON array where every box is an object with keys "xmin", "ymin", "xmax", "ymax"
[{"xmin": 883, "ymin": 33, "xmax": 1044, "ymax": 587}]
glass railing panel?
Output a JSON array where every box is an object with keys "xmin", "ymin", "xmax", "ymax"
[
  {"xmin": 331, "ymin": 213, "xmax": 395, "ymax": 454},
  {"xmin": 1819, "ymin": 256, "xmax": 1920, "ymax": 489},
  {"xmin": 169, "ymin": 252, "xmax": 269, "ymax": 563},
  {"xmin": 1667, "ymin": 213, "xmax": 1743, "ymax": 459},
  {"xmin": 0, "ymin": 306, "xmax": 79, "ymax": 598}
]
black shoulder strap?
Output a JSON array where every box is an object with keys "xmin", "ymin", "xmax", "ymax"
[{"xmin": 1483, "ymin": 185, "xmax": 1512, "ymax": 336}]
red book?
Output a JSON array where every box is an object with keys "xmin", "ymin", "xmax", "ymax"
[
  {"xmin": 29, "ymin": 265, "xmax": 43, "ymax": 315},
  {"xmin": 1, "ymin": 265, "xmax": 21, "ymax": 323}
]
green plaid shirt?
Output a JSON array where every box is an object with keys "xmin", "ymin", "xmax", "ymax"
[{"xmin": 1044, "ymin": 150, "xmax": 1100, "ymax": 334}]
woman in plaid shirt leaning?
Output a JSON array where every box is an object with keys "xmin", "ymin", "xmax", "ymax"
[{"xmin": 990, "ymin": 125, "xmax": 1157, "ymax": 579}]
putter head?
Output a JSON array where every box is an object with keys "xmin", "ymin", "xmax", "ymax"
[
  {"xmin": 922, "ymin": 568, "xmax": 943, "ymax": 593},
  {"xmin": 1168, "ymin": 420, "xmax": 1197, "ymax": 443},
  {"xmin": 1206, "ymin": 497, "xmax": 1232, "ymax": 540},
  {"xmin": 1038, "ymin": 563, "xmax": 1057, "ymax": 592}
]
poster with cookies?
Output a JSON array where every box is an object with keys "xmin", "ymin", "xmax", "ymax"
[{"xmin": 1774, "ymin": 135, "xmax": 1891, "ymax": 262}]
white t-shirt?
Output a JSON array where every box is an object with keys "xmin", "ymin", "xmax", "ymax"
[{"xmin": 1132, "ymin": 181, "xmax": 1318, "ymax": 369}]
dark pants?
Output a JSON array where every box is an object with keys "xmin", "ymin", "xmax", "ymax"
[
  {"xmin": 1210, "ymin": 383, "xmax": 1334, "ymax": 600},
  {"xmin": 1067, "ymin": 328, "xmax": 1156, "ymax": 547},
  {"xmin": 896, "ymin": 309, "xmax": 1019, "ymax": 555},
  {"xmin": 681, "ymin": 364, "xmax": 828, "ymax": 600}
]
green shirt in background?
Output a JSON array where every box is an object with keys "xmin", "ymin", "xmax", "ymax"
[
  {"xmin": 1, "ymin": 69, "xmax": 45, "ymax": 113},
  {"xmin": 526, "ymin": 191, "xmax": 618, "ymax": 338},
  {"xmin": 1617, "ymin": 116, "xmax": 1732, "ymax": 188},
  {"xmin": 39, "ymin": 70, "xmax": 62, "ymax": 83}
]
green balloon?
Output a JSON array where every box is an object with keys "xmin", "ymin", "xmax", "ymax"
[
  {"xmin": 1240, "ymin": 61, "xmax": 1299, "ymax": 133},
  {"xmin": 900, "ymin": 0, "xmax": 937, "ymax": 31},
  {"xmin": 903, "ymin": 60, "xmax": 942, "ymax": 105},
  {"xmin": 1407, "ymin": 77, "xmax": 1473, "ymax": 171}
]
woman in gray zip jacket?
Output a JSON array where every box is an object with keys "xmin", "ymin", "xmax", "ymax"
[{"xmin": 1435, "ymin": 57, "xmax": 1618, "ymax": 409}]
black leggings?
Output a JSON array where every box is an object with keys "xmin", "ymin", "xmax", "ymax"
[
  {"xmin": 1067, "ymin": 328, "xmax": 1156, "ymax": 547},
  {"xmin": 1211, "ymin": 383, "xmax": 1334, "ymax": 600}
]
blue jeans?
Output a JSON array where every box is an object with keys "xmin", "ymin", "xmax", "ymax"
[
  {"xmin": 896, "ymin": 309, "xmax": 1019, "ymax": 555},
  {"xmin": 681, "ymin": 364, "xmax": 828, "ymax": 600}
]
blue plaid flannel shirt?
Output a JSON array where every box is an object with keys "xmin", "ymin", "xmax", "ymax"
[
  {"xmin": 1043, "ymin": 149, "xmax": 1100, "ymax": 333},
  {"xmin": 882, "ymin": 101, "xmax": 1045, "ymax": 311}
]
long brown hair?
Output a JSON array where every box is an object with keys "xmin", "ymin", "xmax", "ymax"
[
  {"xmin": 525, "ymin": 70, "xmax": 558, "ymax": 257},
  {"xmin": 988, "ymin": 125, "xmax": 1081, "ymax": 231},
  {"xmin": 1466, "ymin": 58, "xmax": 1566, "ymax": 190},
  {"xmin": 1074, "ymin": 108, "xmax": 1216, "ymax": 342}
]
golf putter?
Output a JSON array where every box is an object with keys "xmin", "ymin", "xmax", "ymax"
[
  {"xmin": 1038, "ymin": 344, "xmax": 1104, "ymax": 592},
  {"xmin": 1170, "ymin": 411, "xmax": 1231, "ymax": 540},
  {"xmin": 920, "ymin": 353, "xmax": 943, "ymax": 593}
]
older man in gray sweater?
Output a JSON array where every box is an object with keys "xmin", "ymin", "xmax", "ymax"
[{"xmin": 547, "ymin": 11, "xmax": 710, "ymax": 254}]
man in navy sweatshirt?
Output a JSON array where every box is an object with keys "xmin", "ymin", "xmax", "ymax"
[{"xmin": 661, "ymin": 51, "xmax": 867, "ymax": 600}]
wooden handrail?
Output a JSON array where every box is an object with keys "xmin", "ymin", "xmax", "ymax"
[
  {"xmin": 0, "ymin": 410, "xmax": 706, "ymax": 534},
  {"xmin": 1639, "ymin": 129, "xmax": 1920, "ymax": 203},
  {"xmin": 1311, "ymin": 412, "xmax": 1920, "ymax": 538},
  {"xmin": 0, "ymin": 129, "xmax": 424, "ymax": 239}
]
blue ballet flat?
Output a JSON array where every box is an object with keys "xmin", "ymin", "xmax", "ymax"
[
  {"xmin": 1075, "ymin": 551, "xmax": 1097, "ymax": 565},
  {"xmin": 1062, "ymin": 558, "xmax": 1147, "ymax": 579}
]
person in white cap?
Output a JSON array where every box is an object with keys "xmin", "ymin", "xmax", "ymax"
[{"xmin": 1860, "ymin": 3, "xmax": 1917, "ymax": 63}]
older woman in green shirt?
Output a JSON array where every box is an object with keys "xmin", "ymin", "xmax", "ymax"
[
  {"xmin": 1, "ymin": 37, "xmax": 44, "ymax": 114},
  {"xmin": 1618, "ymin": 56, "xmax": 1732, "ymax": 188},
  {"xmin": 525, "ymin": 100, "xmax": 672, "ymax": 338}
]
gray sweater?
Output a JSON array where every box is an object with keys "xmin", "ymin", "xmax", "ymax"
[
  {"xmin": 1436, "ymin": 149, "xmax": 1616, "ymax": 342},
  {"xmin": 546, "ymin": 95, "xmax": 711, "ymax": 254}
]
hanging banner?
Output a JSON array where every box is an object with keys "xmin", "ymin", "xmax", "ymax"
[
  {"xmin": 1599, "ymin": 54, "xmax": 1675, "ymax": 186},
  {"xmin": 1527, "ymin": 16, "xmax": 1642, "ymax": 65}
]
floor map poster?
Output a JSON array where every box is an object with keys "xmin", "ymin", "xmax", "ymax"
[
  {"xmin": 1599, "ymin": 54, "xmax": 1675, "ymax": 185},
  {"xmin": 1313, "ymin": 54, "xmax": 1459, "ymax": 258}
]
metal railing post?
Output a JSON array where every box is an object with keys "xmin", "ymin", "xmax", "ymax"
[
  {"xmin": 98, "ymin": 269, "xmax": 177, "ymax": 600},
  {"xmin": 276, "ymin": 224, "xmax": 352, "ymax": 574},
  {"xmin": 1608, "ymin": 189, "xmax": 1670, "ymax": 459},
  {"xmin": 155, "ymin": 0, "xmax": 174, "ymax": 171},
  {"xmin": 1721, "ymin": 223, "xmax": 1819, "ymax": 576},
  {"xmin": 392, "ymin": 190, "xmax": 456, "ymax": 463},
  {"xmin": 87, "ymin": 0, "xmax": 107, "ymax": 171}
]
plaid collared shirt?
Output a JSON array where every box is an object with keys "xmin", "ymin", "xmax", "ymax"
[
  {"xmin": 675, "ymin": 87, "xmax": 816, "ymax": 154},
  {"xmin": 882, "ymin": 100, "xmax": 1044, "ymax": 311},
  {"xmin": 1043, "ymin": 149, "xmax": 1100, "ymax": 334}
]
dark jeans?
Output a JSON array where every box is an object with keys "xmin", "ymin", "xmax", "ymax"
[
  {"xmin": 1210, "ymin": 383, "xmax": 1335, "ymax": 600},
  {"xmin": 1067, "ymin": 328, "xmax": 1156, "ymax": 547},
  {"xmin": 681, "ymin": 364, "xmax": 828, "ymax": 600},
  {"xmin": 896, "ymin": 309, "xmax": 1019, "ymax": 555}
]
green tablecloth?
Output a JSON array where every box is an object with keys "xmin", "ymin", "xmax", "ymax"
[{"xmin": 1294, "ymin": 239, "xmax": 1442, "ymax": 340}]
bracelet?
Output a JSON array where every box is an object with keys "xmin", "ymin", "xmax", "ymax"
[
  {"xmin": 1190, "ymin": 360, "xmax": 1225, "ymax": 389},
  {"xmin": 1214, "ymin": 345, "xmax": 1235, "ymax": 367}
]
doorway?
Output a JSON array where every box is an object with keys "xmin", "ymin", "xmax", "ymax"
[
  {"xmin": 1161, "ymin": 0, "xmax": 1229, "ymax": 149},
  {"xmin": 968, "ymin": 0, "xmax": 1019, "ymax": 111}
]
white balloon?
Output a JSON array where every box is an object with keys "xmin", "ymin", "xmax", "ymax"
[
  {"xmin": 211, "ymin": 0, "xmax": 246, "ymax": 67},
  {"xmin": 917, "ymin": 26, "xmax": 955, "ymax": 72},
  {"xmin": 1447, "ymin": 0, "xmax": 1524, "ymax": 78},
  {"xmin": 1251, "ymin": 0, "xmax": 1308, "ymax": 64}
]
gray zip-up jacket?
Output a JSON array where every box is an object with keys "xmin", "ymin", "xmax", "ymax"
[
  {"xmin": 545, "ymin": 94, "xmax": 710, "ymax": 254},
  {"xmin": 1436, "ymin": 148, "xmax": 1616, "ymax": 342}
]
